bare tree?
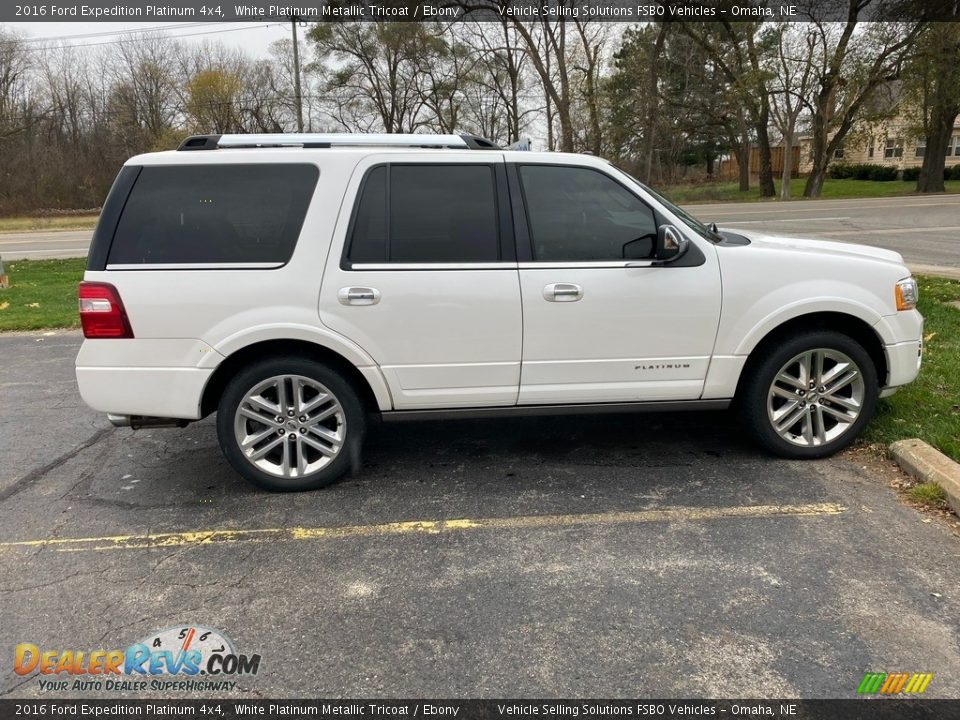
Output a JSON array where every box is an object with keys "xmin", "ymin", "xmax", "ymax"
[
  {"xmin": 461, "ymin": 20, "xmax": 537, "ymax": 144},
  {"xmin": 307, "ymin": 23, "xmax": 443, "ymax": 133},
  {"xmin": 769, "ymin": 24, "xmax": 817, "ymax": 198},
  {"xmin": 0, "ymin": 27, "xmax": 31, "ymax": 138},
  {"xmin": 801, "ymin": 2, "xmax": 925, "ymax": 197}
]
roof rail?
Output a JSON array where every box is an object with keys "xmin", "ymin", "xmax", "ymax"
[{"xmin": 176, "ymin": 133, "xmax": 501, "ymax": 151}]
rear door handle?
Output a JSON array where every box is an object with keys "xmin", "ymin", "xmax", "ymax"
[
  {"xmin": 338, "ymin": 287, "xmax": 381, "ymax": 306},
  {"xmin": 543, "ymin": 283, "xmax": 583, "ymax": 302}
]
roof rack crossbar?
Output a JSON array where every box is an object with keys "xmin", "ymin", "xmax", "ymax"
[{"xmin": 177, "ymin": 133, "xmax": 501, "ymax": 151}]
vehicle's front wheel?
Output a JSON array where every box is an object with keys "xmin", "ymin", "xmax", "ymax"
[
  {"xmin": 216, "ymin": 357, "xmax": 365, "ymax": 491},
  {"xmin": 739, "ymin": 330, "xmax": 878, "ymax": 459}
]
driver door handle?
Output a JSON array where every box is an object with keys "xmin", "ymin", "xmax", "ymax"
[{"xmin": 543, "ymin": 283, "xmax": 583, "ymax": 302}]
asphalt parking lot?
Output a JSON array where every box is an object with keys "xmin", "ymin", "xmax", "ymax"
[{"xmin": 2, "ymin": 332, "xmax": 960, "ymax": 699}]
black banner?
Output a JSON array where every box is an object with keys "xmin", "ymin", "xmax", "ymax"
[
  {"xmin": 2, "ymin": 700, "xmax": 960, "ymax": 720},
  {"xmin": 2, "ymin": 0, "xmax": 958, "ymax": 24}
]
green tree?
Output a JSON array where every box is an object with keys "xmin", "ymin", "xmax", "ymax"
[
  {"xmin": 185, "ymin": 69, "xmax": 242, "ymax": 133},
  {"xmin": 903, "ymin": 22, "xmax": 960, "ymax": 193}
]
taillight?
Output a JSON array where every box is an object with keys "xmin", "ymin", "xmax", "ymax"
[{"xmin": 78, "ymin": 281, "xmax": 134, "ymax": 339}]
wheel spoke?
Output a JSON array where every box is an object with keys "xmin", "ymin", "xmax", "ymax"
[
  {"xmin": 776, "ymin": 371, "xmax": 805, "ymax": 391},
  {"xmin": 776, "ymin": 404, "xmax": 806, "ymax": 433},
  {"xmin": 305, "ymin": 404, "xmax": 339, "ymax": 425},
  {"xmin": 248, "ymin": 435, "xmax": 284, "ymax": 460},
  {"xmin": 824, "ymin": 369, "xmax": 859, "ymax": 396},
  {"xmin": 302, "ymin": 392, "xmax": 333, "ymax": 416},
  {"xmin": 801, "ymin": 409, "xmax": 814, "ymax": 445},
  {"xmin": 824, "ymin": 394, "xmax": 860, "ymax": 412},
  {"xmin": 819, "ymin": 403, "xmax": 855, "ymax": 424},
  {"xmin": 246, "ymin": 395, "xmax": 281, "ymax": 418},
  {"xmin": 296, "ymin": 436, "xmax": 309, "ymax": 475},
  {"xmin": 820, "ymin": 361, "xmax": 850, "ymax": 387},
  {"xmin": 239, "ymin": 406, "xmax": 281, "ymax": 428},
  {"xmin": 280, "ymin": 438, "xmax": 292, "ymax": 475},
  {"xmin": 276, "ymin": 378, "xmax": 290, "ymax": 413},
  {"xmin": 772, "ymin": 398, "xmax": 800, "ymax": 422},
  {"xmin": 301, "ymin": 433, "xmax": 337, "ymax": 457},
  {"xmin": 771, "ymin": 385, "xmax": 800, "ymax": 401},
  {"xmin": 800, "ymin": 352, "xmax": 814, "ymax": 386},
  {"xmin": 308, "ymin": 424, "xmax": 342, "ymax": 445},
  {"xmin": 813, "ymin": 351, "xmax": 825, "ymax": 387},
  {"xmin": 814, "ymin": 406, "xmax": 827, "ymax": 444},
  {"xmin": 242, "ymin": 425, "xmax": 276, "ymax": 448}
]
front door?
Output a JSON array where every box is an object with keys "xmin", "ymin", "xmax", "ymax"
[
  {"xmin": 513, "ymin": 162, "xmax": 722, "ymax": 405},
  {"xmin": 320, "ymin": 155, "xmax": 521, "ymax": 409}
]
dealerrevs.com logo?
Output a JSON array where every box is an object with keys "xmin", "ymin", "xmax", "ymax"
[{"xmin": 14, "ymin": 625, "xmax": 261, "ymax": 693}]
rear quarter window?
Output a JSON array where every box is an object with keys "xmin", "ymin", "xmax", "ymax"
[{"xmin": 107, "ymin": 164, "xmax": 319, "ymax": 266}]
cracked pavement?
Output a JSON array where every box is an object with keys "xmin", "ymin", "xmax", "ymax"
[{"xmin": 1, "ymin": 332, "xmax": 959, "ymax": 698}]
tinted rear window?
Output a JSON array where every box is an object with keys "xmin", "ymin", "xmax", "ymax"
[
  {"xmin": 347, "ymin": 164, "xmax": 499, "ymax": 264},
  {"xmin": 108, "ymin": 164, "xmax": 318, "ymax": 265}
]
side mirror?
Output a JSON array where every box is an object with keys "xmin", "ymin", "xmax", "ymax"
[{"xmin": 654, "ymin": 225, "xmax": 688, "ymax": 262}]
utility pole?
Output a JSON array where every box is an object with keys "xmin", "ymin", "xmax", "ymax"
[{"xmin": 290, "ymin": 15, "xmax": 304, "ymax": 133}]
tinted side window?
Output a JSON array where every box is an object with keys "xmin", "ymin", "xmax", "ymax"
[
  {"xmin": 348, "ymin": 166, "xmax": 387, "ymax": 263},
  {"xmin": 347, "ymin": 164, "xmax": 499, "ymax": 264},
  {"xmin": 108, "ymin": 164, "xmax": 318, "ymax": 265},
  {"xmin": 519, "ymin": 165, "xmax": 657, "ymax": 262}
]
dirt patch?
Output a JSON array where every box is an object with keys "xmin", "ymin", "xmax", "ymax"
[{"xmin": 846, "ymin": 442, "xmax": 960, "ymax": 533}]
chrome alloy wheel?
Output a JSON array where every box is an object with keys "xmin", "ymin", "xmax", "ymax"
[
  {"xmin": 233, "ymin": 374, "xmax": 345, "ymax": 478},
  {"xmin": 766, "ymin": 348, "xmax": 865, "ymax": 448}
]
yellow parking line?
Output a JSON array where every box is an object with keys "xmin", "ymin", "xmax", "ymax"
[{"xmin": 0, "ymin": 502, "xmax": 845, "ymax": 553}]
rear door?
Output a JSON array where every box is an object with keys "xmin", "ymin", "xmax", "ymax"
[
  {"xmin": 319, "ymin": 153, "xmax": 521, "ymax": 409},
  {"xmin": 512, "ymin": 161, "xmax": 722, "ymax": 404}
]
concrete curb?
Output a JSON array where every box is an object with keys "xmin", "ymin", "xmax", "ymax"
[
  {"xmin": 889, "ymin": 438, "xmax": 960, "ymax": 515},
  {"xmin": 908, "ymin": 264, "xmax": 960, "ymax": 281}
]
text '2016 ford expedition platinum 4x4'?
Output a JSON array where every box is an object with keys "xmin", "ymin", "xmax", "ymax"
[{"xmin": 76, "ymin": 133, "xmax": 923, "ymax": 491}]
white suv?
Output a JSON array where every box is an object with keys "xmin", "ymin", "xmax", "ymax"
[{"xmin": 76, "ymin": 133, "xmax": 923, "ymax": 491}]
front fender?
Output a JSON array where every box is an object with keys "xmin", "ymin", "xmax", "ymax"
[{"xmin": 731, "ymin": 297, "xmax": 885, "ymax": 357}]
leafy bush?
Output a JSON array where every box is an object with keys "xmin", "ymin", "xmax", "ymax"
[
  {"xmin": 829, "ymin": 164, "xmax": 853, "ymax": 179},
  {"xmin": 851, "ymin": 164, "xmax": 874, "ymax": 180},
  {"xmin": 868, "ymin": 165, "xmax": 898, "ymax": 181},
  {"xmin": 951, "ymin": 165, "xmax": 960, "ymax": 181},
  {"xmin": 902, "ymin": 167, "xmax": 920, "ymax": 182}
]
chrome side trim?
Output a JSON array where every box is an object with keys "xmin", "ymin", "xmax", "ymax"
[
  {"xmin": 518, "ymin": 261, "xmax": 657, "ymax": 269},
  {"xmin": 379, "ymin": 399, "xmax": 730, "ymax": 422},
  {"xmin": 106, "ymin": 262, "xmax": 284, "ymax": 271},
  {"xmin": 348, "ymin": 262, "xmax": 518, "ymax": 271}
]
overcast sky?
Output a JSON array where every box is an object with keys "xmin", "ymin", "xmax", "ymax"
[{"xmin": 7, "ymin": 21, "xmax": 294, "ymax": 57}]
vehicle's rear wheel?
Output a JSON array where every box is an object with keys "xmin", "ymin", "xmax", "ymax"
[
  {"xmin": 216, "ymin": 357, "xmax": 365, "ymax": 491},
  {"xmin": 739, "ymin": 330, "xmax": 878, "ymax": 459}
]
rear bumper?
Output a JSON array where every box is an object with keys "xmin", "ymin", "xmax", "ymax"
[{"xmin": 76, "ymin": 366, "xmax": 212, "ymax": 420}]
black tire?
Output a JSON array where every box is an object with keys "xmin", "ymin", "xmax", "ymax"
[
  {"xmin": 216, "ymin": 356, "xmax": 365, "ymax": 492},
  {"xmin": 738, "ymin": 330, "xmax": 879, "ymax": 459}
]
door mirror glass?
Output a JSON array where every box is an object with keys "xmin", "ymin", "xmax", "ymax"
[{"xmin": 655, "ymin": 225, "xmax": 688, "ymax": 262}]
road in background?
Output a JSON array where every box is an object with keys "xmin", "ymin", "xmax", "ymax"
[
  {"xmin": 688, "ymin": 194, "xmax": 960, "ymax": 269},
  {"xmin": 1, "ymin": 194, "xmax": 958, "ymax": 268},
  {"xmin": 0, "ymin": 230, "xmax": 92, "ymax": 261}
]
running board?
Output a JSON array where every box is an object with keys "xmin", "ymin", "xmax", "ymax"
[{"xmin": 379, "ymin": 399, "xmax": 730, "ymax": 423}]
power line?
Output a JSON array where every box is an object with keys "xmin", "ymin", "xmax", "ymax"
[
  {"xmin": 14, "ymin": 23, "xmax": 285, "ymax": 53},
  {"xmin": 8, "ymin": 22, "xmax": 228, "ymax": 44}
]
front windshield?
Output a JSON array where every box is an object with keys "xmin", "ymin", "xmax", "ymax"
[{"xmin": 613, "ymin": 166, "xmax": 722, "ymax": 243}]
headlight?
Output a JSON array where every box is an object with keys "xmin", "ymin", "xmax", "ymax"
[{"xmin": 895, "ymin": 277, "xmax": 918, "ymax": 311}]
